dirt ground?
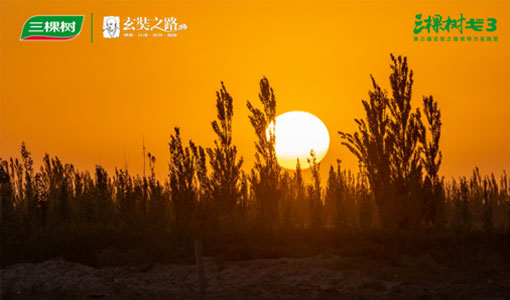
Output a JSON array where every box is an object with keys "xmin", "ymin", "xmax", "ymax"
[{"xmin": 1, "ymin": 255, "xmax": 510, "ymax": 299}]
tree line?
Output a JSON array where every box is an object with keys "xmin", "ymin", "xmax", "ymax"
[{"xmin": 1, "ymin": 54, "xmax": 509, "ymax": 266}]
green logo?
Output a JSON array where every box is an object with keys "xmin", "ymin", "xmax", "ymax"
[
  {"xmin": 20, "ymin": 15, "xmax": 84, "ymax": 41},
  {"xmin": 413, "ymin": 14, "xmax": 499, "ymax": 42}
]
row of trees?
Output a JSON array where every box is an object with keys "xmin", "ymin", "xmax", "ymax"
[
  {"xmin": 340, "ymin": 55, "xmax": 443, "ymax": 230},
  {"xmin": 1, "ymin": 55, "xmax": 509, "ymax": 266}
]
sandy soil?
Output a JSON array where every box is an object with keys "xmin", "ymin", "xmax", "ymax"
[{"xmin": 1, "ymin": 255, "xmax": 510, "ymax": 299}]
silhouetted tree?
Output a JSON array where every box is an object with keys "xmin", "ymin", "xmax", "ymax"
[
  {"xmin": 93, "ymin": 165, "xmax": 113, "ymax": 224},
  {"xmin": 146, "ymin": 152, "xmax": 167, "ymax": 228},
  {"xmin": 20, "ymin": 143, "xmax": 38, "ymax": 230},
  {"xmin": 325, "ymin": 160, "xmax": 347, "ymax": 229},
  {"xmin": 339, "ymin": 70, "xmax": 394, "ymax": 229},
  {"xmin": 247, "ymin": 77, "xmax": 281, "ymax": 228},
  {"xmin": 461, "ymin": 177, "xmax": 472, "ymax": 231},
  {"xmin": 169, "ymin": 127, "xmax": 198, "ymax": 233},
  {"xmin": 40, "ymin": 155, "xmax": 73, "ymax": 225},
  {"xmin": 386, "ymin": 55, "xmax": 424, "ymax": 229},
  {"xmin": 0, "ymin": 158, "xmax": 17, "ymax": 258},
  {"xmin": 279, "ymin": 171, "xmax": 293, "ymax": 228},
  {"xmin": 340, "ymin": 54, "xmax": 443, "ymax": 230},
  {"xmin": 293, "ymin": 159, "xmax": 307, "ymax": 228},
  {"xmin": 207, "ymin": 82, "xmax": 244, "ymax": 226},
  {"xmin": 114, "ymin": 168, "xmax": 136, "ymax": 224},
  {"xmin": 356, "ymin": 170, "xmax": 372, "ymax": 230},
  {"xmin": 420, "ymin": 96, "xmax": 444, "ymax": 228},
  {"xmin": 308, "ymin": 150, "xmax": 323, "ymax": 229},
  {"xmin": 501, "ymin": 171, "xmax": 510, "ymax": 230}
]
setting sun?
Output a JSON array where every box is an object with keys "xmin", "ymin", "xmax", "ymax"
[{"xmin": 269, "ymin": 111, "xmax": 330, "ymax": 170}]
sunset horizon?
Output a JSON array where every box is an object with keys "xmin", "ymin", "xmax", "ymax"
[
  {"xmin": 1, "ymin": 1, "xmax": 509, "ymax": 181},
  {"xmin": 1, "ymin": 1, "xmax": 510, "ymax": 299}
]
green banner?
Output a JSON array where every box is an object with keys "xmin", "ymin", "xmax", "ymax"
[{"xmin": 20, "ymin": 15, "xmax": 84, "ymax": 41}]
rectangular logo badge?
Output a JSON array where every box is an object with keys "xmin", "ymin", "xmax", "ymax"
[{"xmin": 20, "ymin": 15, "xmax": 84, "ymax": 41}]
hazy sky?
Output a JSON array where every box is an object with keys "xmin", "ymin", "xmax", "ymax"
[{"xmin": 1, "ymin": 0, "xmax": 509, "ymax": 181}]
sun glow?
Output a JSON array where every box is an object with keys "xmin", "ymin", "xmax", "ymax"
[{"xmin": 268, "ymin": 111, "xmax": 330, "ymax": 170}]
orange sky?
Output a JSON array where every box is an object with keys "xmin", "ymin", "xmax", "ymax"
[{"xmin": 1, "ymin": 0, "xmax": 509, "ymax": 181}]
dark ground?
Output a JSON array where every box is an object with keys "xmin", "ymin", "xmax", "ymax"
[{"xmin": 1, "ymin": 254, "xmax": 510, "ymax": 300}]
